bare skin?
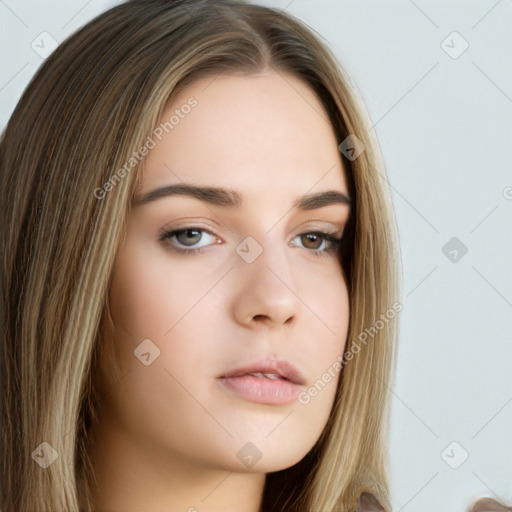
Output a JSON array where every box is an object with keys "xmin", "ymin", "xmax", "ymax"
[{"xmin": 88, "ymin": 70, "xmax": 351, "ymax": 512}]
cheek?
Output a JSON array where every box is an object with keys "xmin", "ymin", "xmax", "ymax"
[
  {"xmin": 109, "ymin": 239, "xmax": 204, "ymax": 342},
  {"xmin": 298, "ymin": 272, "xmax": 350, "ymax": 364},
  {"xmin": 300, "ymin": 257, "xmax": 349, "ymax": 320},
  {"xmin": 106, "ymin": 237, "xmax": 224, "ymax": 394},
  {"xmin": 101, "ymin": 242, "xmax": 216, "ymax": 434},
  {"xmin": 294, "ymin": 275, "xmax": 349, "ymax": 416}
]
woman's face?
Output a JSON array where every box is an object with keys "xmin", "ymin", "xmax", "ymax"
[{"xmin": 99, "ymin": 71, "xmax": 351, "ymax": 475}]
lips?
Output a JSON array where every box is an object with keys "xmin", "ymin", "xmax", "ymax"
[
  {"xmin": 218, "ymin": 359, "xmax": 305, "ymax": 386},
  {"xmin": 217, "ymin": 359, "xmax": 305, "ymax": 405}
]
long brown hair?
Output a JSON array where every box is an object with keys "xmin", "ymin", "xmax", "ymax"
[{"xmin": 0, "ymin": 1, "xmax": 401, "ymax": 510}]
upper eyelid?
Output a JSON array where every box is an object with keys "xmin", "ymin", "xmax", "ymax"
[{"xmin": 162, "ymin": 217, "xmax": 345, "ymax": 234}]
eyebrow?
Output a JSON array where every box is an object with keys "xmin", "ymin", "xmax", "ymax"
[{"xmin": 133, "ymin": 183, "xmax": 351, "ymax": 210}]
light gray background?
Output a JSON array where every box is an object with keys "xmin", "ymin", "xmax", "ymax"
[{"xmin": 1, "ymin": 1, "xmax": 511, "ymax": 511}]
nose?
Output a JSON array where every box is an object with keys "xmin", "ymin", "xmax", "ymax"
[{"xmin": 231, "ymin": 236, "xmax": 300, "ymax": 329}]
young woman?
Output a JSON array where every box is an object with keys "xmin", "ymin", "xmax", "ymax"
[{"xmin": 1, "ymin": 1, "xmax": 402, "ymax": 510}]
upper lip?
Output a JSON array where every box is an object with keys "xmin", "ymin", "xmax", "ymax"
[{"xmin": 218, "ymin": 359, "xmax": 305, "ymax": 386}]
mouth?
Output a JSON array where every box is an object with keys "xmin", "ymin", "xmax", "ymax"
[
  {"xmin": 217, "ymin": 359, "xmax": 305, "ymax": 405},
  {"xmin": 219, "ymin": 358, "xmax": 305, "ymax": 385},
  {"xmin": 244, "ymin": 372, "xmax": 286, "ymax": 380}
]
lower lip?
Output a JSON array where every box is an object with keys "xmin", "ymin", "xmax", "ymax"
[{"xmin": 217, "ymin": 375, "xmax": 302, "ymax": 405}]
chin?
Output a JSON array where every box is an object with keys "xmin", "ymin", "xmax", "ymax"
[{"xmin": 226, "ymin": 433, "xmax": 318, "ymax": 474}]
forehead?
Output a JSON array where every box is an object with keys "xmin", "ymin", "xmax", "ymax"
[{"xmin": 140, "ymin": 71, "xmax": 348, "ymax": 198}]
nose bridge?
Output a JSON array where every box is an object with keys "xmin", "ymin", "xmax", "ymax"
[
  {"xmin": 233, "ymin": 229, "xmax": 299, "ymax": 326},
  {"xmin": 239, "ymin": 230, "xmax": 294, "ymax": 288}
]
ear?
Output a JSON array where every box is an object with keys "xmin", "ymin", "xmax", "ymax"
[
  {"xmin": 356, "ymin": 492, "xmax": 385, "ymax": 511},
  {"xmin": 471, "ymin": 497, "xmax": 512, "ymax": 512}
]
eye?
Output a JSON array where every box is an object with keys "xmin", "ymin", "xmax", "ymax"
[
  {"xmin": 159, "ymin": 225, "xmax": 343, "ymax": 258},
  {"xmin": 291, "ymin": 231, "xmax": 342, "ymax": 257},
  {"xmin": 159, "ymin": 227, "xmax": 218, "ymax": 255}
]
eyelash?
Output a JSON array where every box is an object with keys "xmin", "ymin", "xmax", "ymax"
[{"xmin": 158, "ymin": 226, "xmax": 343, "ymax": 258}]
